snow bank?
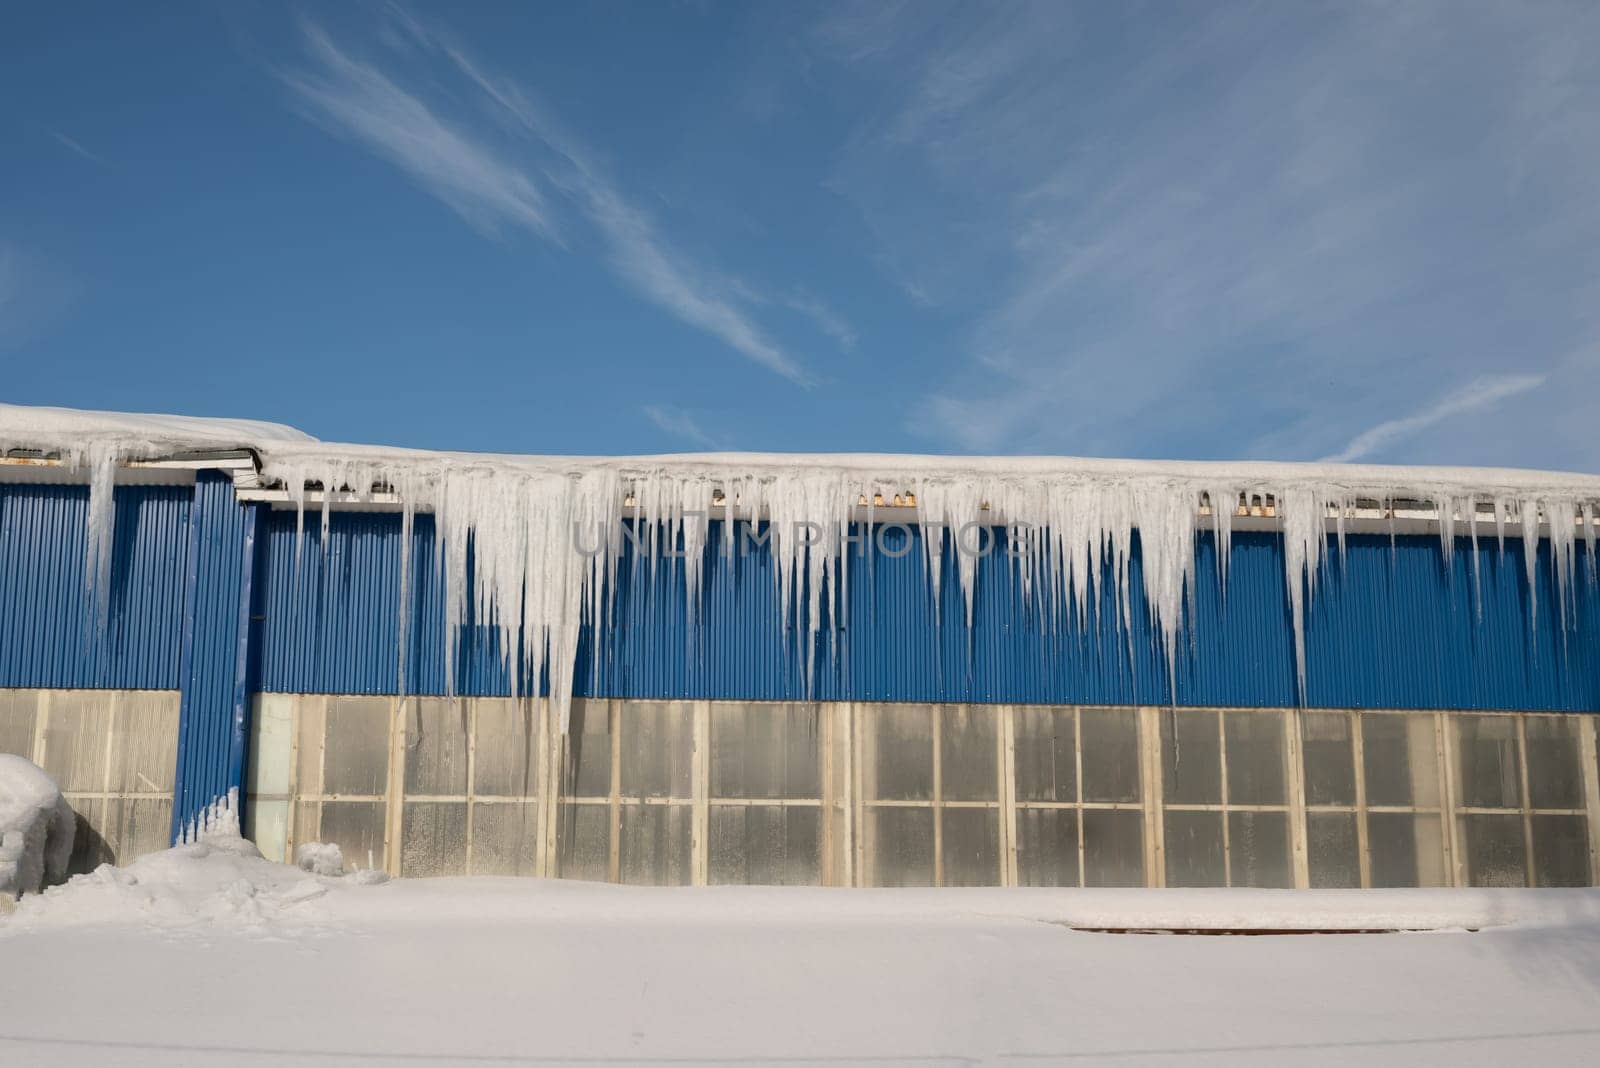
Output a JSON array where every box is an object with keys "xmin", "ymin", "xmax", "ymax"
[
  {"xmin": 5, "ymin": 880, "xmax": 1600, "ymax": 1066},
  {"xmin": 0, "ymin": 811, "xmax": 366, "ymax": 938},
  {"xmin": 5, "ymin": 402, "xmax": 1599, "ymax": 730},
  {"xmin": 0, "ymin": 754, "xmax": 75, "ymax": 901}
]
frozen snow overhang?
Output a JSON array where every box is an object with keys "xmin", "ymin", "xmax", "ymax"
[{"xmin": 4, "ymin": 401, "xmax": 1599, "ymax": 727}]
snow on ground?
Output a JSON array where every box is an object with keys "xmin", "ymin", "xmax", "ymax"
[
  {"xmin": 0, "ymin": 754, "xmax": 74, "ymax": 901},
  {"xmin": 3, "ymin": 839, "xmax": 1600, "ymax": 1066}
]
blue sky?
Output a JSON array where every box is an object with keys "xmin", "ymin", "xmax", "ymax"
[{"xmin": 3, "ymin": 2, "xmax": 1597, "ymax": 468}]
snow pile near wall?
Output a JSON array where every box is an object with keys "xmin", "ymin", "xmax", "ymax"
[
  {"xmin": 0, "ymin": 755, "xmax": 76, "ymax": 901},
  {"xmin": 0, "ymin": 808, "xmax": 376, "ymax": 937},
  {"xmin": 5, "ymin": 402, "xmax": 1599, "ymax": 730}
]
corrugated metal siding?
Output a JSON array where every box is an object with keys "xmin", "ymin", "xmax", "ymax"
[
  {"xmin": 255, "ymin": 511, "xmax": 1600, "ymax": 711},
  {"xmin": 0, "ymin": 483, "xmax": 190, "ymax": 689},
  {"xmin": 171, "ymin": 473, "xmax": 260, "ymax": 838}
]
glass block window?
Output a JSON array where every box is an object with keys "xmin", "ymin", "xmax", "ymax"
[
  {"xmin": 708, "ymin": 702, "xmax": 824, "ymax": 886},
  {"xmin": 555, "ymin": 699, "xmax": 694, "ymax": 886},
  {"xmin": 1296, "ymin": 710, "xmax": 1452, "ymax": 889},
  {"xmin": 859, "ymin": 704, "xmax": 1003, "ymax": 887},
  {"xmin": 1013, "ymin": 706, "xmax": 1144, "ymax": 888},
  {"xmin": 1452, "ymin": 713, "xmax": 1591, "ymax": 888},
  {"xmin": 1159, "ymin": 708, "xmax": 1291, "ymax": 888}
]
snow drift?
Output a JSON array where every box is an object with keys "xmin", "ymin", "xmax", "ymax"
[
  {"xmin": 3, "ymin": 402, "xmax": 1598, "ymax": 731},
  {"xmin": 0, "ymin": 754, "xmax": 76, "ymax": 901}
]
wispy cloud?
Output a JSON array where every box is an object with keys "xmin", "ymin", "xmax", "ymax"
[
  {"xmin": 1319, "ymin": 374, "xmax": 1547, "ymax": 463},
  {"xmin": 49, "ymin": 131, "xmax": 104, "ymax": 165},
  {"xmin": 817, "ymin": 2, "xmax": 1600, "ymax": 464},
  {"xmin": 783, "ymin": 290, "xmax": 857, "ymax": 351},
  {"xmin": 282, "ymin": 23, "xmax": 554, "ymax": 241},
  {"xmin": 282, "ymin": 15, "xmax": 811, "ymax": 385},
  {"xmin": 643, "ymin": 404, "xmax": 718, "ymax": 448}
]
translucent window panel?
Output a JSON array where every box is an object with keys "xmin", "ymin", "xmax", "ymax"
[
  {"xmin": 323, "ymin": 697, "xmax": 390, "ymax": 797},
  {"xmin": 1228, "ymin": 811, "xmax": 1292, "ymax": 888},
  {"xmin": 107, "ymin": 797, "xmax": 173, "ymax": 866},
  {"xmin": 473, "ymin": 699, "xmax": 540, "ymax": 798},
  {"xmin": 619, "ymin": 702, "xmax": 693, "ymax": 800},
  {"xmin": 1224, "ymin": 712, "xmax": 1286, "ymax": 806},
  {"xmin": 108, "ymin": 693, "xmax": 179, "ymax": 795},
  {"xmin": 293, "ymin": 800, "xmax": 321, "ymax": 857},
  {"xmin": 1307, "ymin": 812, "xmax": 1360, "ymax": 888},
  {"xmin": 42, "ymin": 694, "xmax": 110, "ymax": 792},
  {"xmin": 1083, "ymin": 809, "xmax": 1145, "ymax": 888},
  {"xmin": 1524, "ymin": 716, "xmax": 1584, "ymax": 811},
  {"xmin": 619, "ymin": 804, "xmax": 693, "ymax": 886},
  {"xmin": 1161, "ymin": 711, "xmax": 1222, "ymax": 805},
  {"xmin": 563, "ymin": 701, "xmax": 612, "ymax": 799},
  {"xmin": 247, "ymin": 799, "xmax": 289, "ymax": 864},
  {"xmin": 1015, "ymin": 808, "xmax": 1079, "ymax": 887},
  {"xmin": 940, "ymin": 807, "xmax": 1001, "ymax": 886},
  {"xmin": 1367, "ymin": 812, "xmax": 1446, "ymax": 888},
  {"xmin": 1080, "ymin": 709, "xmax": 1140, "ymax": 804},
  {"xmin": 1013, "ymin": 707, "xmax": 1075, "ymax": 803},
  {"xmin": 401, "ymin": 801, "xmax": 468, "ymax": 877},
  {"xmin": 1302, "ymin": 712, "xmax": 1356, "ymax": 807},
  {"xmin": 710, "ymin": 703, "xmax": 821, "ymax": 801},
  {"xmin": 247, "ymin": 696, "xmax": 293, "ymax": 799},
  {"xmin": 404, "ymin": 698, "xmax": 468, "ymax": 796},
  {"xmin": 319, "ymin": 801, "xmax": 387, "ymax": 873},
  {"xmin": 868, "ymin": 705, "xmax": 934, "ymax": 802},
  {"xmin": 940, "ymin": 707, "xmax": 998, "ymax": 802},
  {"xmin": 1361, "ymin": 713, "xmax": 1439, "ymax": 807},
  {"xmin": 555, "ymin": 803, "xmax": 610, "ymax": 882},
  {"xmin": 470, "ymin": 802, "xmax": 540, "ymax": 876},
  {"xmin": 1163, "ymin": 810, "xmax": 1225, "ymax": 887},
  {"xmin": 1531, "ymin": 815, "xmax": 1590, "ymax": 888},
  {"xmin": 1454, "ymin": 716, "xmax": 1522, "ymax": 809},
  {"xmin": 0, "ymin": 690, "xmax": 38, "ymax": 758},
  {"xmin": 1459, "ymin": 814, "xmax": 1527, "ymax": 887},
  {"xmin": 866, "ymin": 807, "xmax": 935, "ymax": 887},
  {"xmin": 295, "ymin": 699, "xmax": 326, "ymax": 797},
  {"xmin": 708, "ymin": 805, "xmax": 821, "ymax": 886}
]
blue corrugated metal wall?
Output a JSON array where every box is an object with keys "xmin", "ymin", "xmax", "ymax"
[
  {"xmin": 171, "ymin": 473, "xmax": 262, "ymax": 838},
  {"xmin": 0, "ymin": 483, "xmax": 191, "ymax": 689},
  {"xmin": 252, "ymin": 510, "xmax": 1600, "ymax": 711},
  {"xmin": 4, "ymin": 481, "xmax": 1596, "ymax": 714},
  {"xmin": 4, "ymin": 471, "xmax": 1597, "ymax": 838}
]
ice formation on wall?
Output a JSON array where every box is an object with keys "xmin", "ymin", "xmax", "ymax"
[{"xmin": 4, "ymin": 403, "xmax": 1599, "ymax": 727}]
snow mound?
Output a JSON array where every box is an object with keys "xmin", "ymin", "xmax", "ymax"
[
  {"xmin": 296, "ymin": 841, "xmax": 345, "ymax": 876},
  {"xmin": 0, "ymin": 814, "xmax": 381, "ymax": 938},
  {"xmin": 0, "ymin": 754, "xmax": 75, "ymax": 901}
]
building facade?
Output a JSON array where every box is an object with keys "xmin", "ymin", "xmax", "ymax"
[{"xmin": 2, "ymin": 452, "xmax": 1598, "ymax": 890}]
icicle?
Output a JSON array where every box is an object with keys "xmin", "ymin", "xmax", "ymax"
[
  {"xmin": 79, "ymin": 440, "xmax": 122, "ymax": 632},
  {"xmin": 1209, "ymin": 486, "xmax": 1235, "ymax": 600},
  {"xmin": 10, "ymin": 404, "xmax": 1600, "ymax": 740},
  {"xmin": 1584, "ymin": 502, "xmax": 1597, "ymax": 589},
  {"xmin": 1468, "ymin": 495, "xmax": 1482, "ymax": 618},
  {"xmin": 1546, "ymin": 498, "xmax": 1576, "ymax": 636},
  {"xmin": 1279, "ymin": 487, "xmax": 1327, "ymax": 703},
  {"xmin": 1520, "ymin": 497, "xmax": 1541, "ymax": 635}
]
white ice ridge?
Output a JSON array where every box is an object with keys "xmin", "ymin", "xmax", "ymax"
[{"xmin": 4, "ymin": 402, "xmax": 1600, "ymax": 727}]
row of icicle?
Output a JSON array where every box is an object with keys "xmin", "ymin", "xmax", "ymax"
[{"xmin": 27, "ymin": 441, "xmax": 1600, "ymax": 731}]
